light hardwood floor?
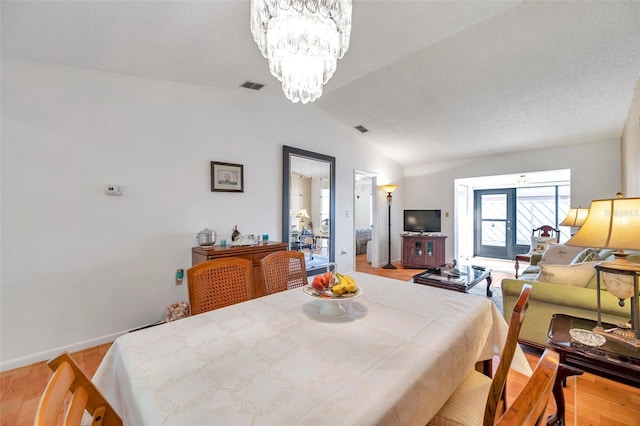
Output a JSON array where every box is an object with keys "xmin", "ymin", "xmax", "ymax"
[{"xmin": 1, "ymin": 256, "xmax": 638, "ymax": 425}]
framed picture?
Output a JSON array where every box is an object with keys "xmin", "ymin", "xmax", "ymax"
[{"xmin": 211, "ymin": 162, "xmax": 244, "ymax": 192}]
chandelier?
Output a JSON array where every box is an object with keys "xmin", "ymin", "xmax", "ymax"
[{"xmin": 250, "ymin": 0, "xmax": 352, "ymax": 104}]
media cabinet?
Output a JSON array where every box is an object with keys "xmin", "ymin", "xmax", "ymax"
[{"xmin": 401, "ymin": 234, "xmax": 447, "ymax": 269}]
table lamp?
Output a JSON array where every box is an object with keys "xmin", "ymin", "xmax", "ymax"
[
  {"xmin": 559, "ymin": 206, "xmax": 589, "ymax": 231},
  {"xmin": 565, "ymin": 195, "xmax": 640, "ymax": 348},
  {"xmin": 296, "ymin": 208, "xmax": 310, "ymax": 230}
]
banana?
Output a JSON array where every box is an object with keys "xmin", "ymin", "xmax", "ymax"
[
  {"xmin": 331, "ymin": 283, "xmax": 346, "ymax": 295},
  {"xmin": 335, "ymin": 273, "xmax": 357, "ymax": 293}
]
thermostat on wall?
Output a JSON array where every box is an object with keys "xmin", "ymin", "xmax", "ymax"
[{"xmin": 104, "ymin": 184, "xmax": 123, "ymax": 196}]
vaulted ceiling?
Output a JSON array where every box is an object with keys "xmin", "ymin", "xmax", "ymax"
[{"xmin": 2, "ymin": 1, "xmax": 639, "ymax": 167}]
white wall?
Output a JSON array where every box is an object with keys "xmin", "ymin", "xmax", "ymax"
[
  {"xmin": 0, "ymin": 60, "xmax": 404, "ymax": 369},
  {"xmin": 403, "ymin": 140, "xmax": 622, "ymax": 262},
  {"xmin": 354, "ymin": 179, "xmax": 372, "ymax": 228},
  {"xmin": 621, "ymin": 78, "xmax": 640, "ymax": 197}
]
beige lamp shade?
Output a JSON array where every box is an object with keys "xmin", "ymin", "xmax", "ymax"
[
  {"xmin": 559, "ymin": 207, "xmax": 590, "ymax": 227},
  {"xmin": 565, "ymin": 197, "xmax": 640, "ymax": 250},
  {"xmin": 296, "ymin": 208, "xmax": 310, "ymax": 219},
  {"xmin": 380, "ymin": 184, "xmax": 398, "ymax": 194}
]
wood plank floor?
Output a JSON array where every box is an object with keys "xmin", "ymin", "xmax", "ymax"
[{"xmin": 1, "ymin": 256, "xmax": 638, "ymax": 425}]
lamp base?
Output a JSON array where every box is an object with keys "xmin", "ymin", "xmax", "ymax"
[
  {"xmin": 382, "ymin": 263, "xmax": 397, "ymax": 270},
  {"xmin": 593, "ymin": 326, "xmax": 640, "ymax": 349}
]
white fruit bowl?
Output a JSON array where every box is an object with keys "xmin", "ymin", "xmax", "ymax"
[{"xmin": 302, "ymin": 286, "xmax": 362, "ymax": 316}]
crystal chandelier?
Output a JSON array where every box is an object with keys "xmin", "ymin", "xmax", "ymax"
[{"xmin": 250, "ymin": 0, "xmax": 352, "ymax": 104}]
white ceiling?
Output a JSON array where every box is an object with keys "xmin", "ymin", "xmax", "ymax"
[{"xmin": 2, "ymin": 1, "xmax": 639, "ymax": 167}]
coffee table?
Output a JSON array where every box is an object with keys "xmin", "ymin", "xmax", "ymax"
[{"xmin": 413, "ymin": 265, "xmax": 492, "ymax": 297}]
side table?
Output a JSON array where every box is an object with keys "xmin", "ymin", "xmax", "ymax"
[{"xmin": 546, "ymin": 313, "xmax": 640, "ymax": 425}]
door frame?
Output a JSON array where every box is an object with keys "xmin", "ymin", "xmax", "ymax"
[
  {"xmin": 354, "ymin": 170, "xmax": 378, "ymax": 268},
  {"xmin": 474, "ymin": 188, "xmax": 517, "ymax": 260}
]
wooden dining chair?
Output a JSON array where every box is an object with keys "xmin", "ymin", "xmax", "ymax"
[
  {"xmin": 34, "ymin": 352, "xmax": 122, "ymax": 426},
  {"xmin": 428, "ymin": 283, "xmax": 533, "ymax": 426},
  {"xmin": 260, "ymin": 250, "xmax": 309, "ymax": 294},
  {"xmin": 187, "ymin": 257, "xmax": 253, "ymax": 315},
  {"xmin": 496, "ymin": 349, "xmax": 559, "ymax": 425}
]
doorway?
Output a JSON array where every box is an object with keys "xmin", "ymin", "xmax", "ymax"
[
  {"xmin": 354, "ymin": 171, "xmax": 377, "ymax": 269},
  {"xmin": 474, "ymin": 189, "xmax": 517, "ymax": 260}
]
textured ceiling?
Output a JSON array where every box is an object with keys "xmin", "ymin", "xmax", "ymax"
[{"xmin": 2, "ymin": 1, "xmax": 639, "ymax": 167}]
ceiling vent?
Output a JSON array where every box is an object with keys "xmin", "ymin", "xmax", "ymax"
[
  {"xmin": 354, "ymin": 125, "xmax": 369, "ymax": 133},
  {"xmin": 240, "ymin": 81, "xmax": 265, "ymax": 91}
]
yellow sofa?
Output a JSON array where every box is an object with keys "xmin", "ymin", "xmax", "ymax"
[{"xmin": 501, "ymin": 250, "xmax": 637, "ymax": 348}]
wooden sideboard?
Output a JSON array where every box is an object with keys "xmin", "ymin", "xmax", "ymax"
[
  {"xmin": 401, "ymin": 234, "xmax": 447, "ymax": 269},
  {"xmin": 192, "ymin": 242, "xmax": 288, "ymax": 298}
]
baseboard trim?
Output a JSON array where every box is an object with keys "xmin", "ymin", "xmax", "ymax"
[{"xmin": 0, "ymin": 330, "xmax": 127, "ymax": 372}]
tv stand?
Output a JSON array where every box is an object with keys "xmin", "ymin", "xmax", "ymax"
[{"xmin": 401, "ymin": 234, "xmax": 447, "ymax": 269}]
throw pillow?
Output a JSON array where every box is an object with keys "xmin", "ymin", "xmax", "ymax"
[
  {"xmin": 530, "ymin": 236, "xmax": 556, "ymax": 254},
  {"xmin": 538, "ymin": 244, "xmax": 585, "ymax": 265},
  {"xmin": 536, "ymin": 262, "xmax": 598, "ymax": 287},
  {"xmin": 571, "ymin": 248, "xmax": 601, "ymax": 264}
]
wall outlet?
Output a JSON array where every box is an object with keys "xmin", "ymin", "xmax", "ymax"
[
  {"xmin": 104, "ymin": 184, "xmax": 123, "ymax": 196},
  {"xmin": 175, "ymin": 268, "xmax": 184, "ymax": 285}
]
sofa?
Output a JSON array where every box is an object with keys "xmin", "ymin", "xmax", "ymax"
[{"xmin": 501, "ymin": 246, "xmax": 638, "ymax": 348}]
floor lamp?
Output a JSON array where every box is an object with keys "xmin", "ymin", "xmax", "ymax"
[{"xmin": 380, "ymin": 184, "xmax": 398, "ymax": 269}]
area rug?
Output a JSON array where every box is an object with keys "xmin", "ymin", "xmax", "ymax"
[
  {"xmin": 305, "ymin": 255, "xmax": 329, "ymax": 269},
  {"xmin": 467, "ymin": 281, "xmax": 504, "ymax": 316}
]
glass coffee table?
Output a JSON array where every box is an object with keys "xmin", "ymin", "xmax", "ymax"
[
  {"xmin": 412, "ymin": 265, "xmax": 492, "ymax": 297},
  {"xmin": 546, "ymin": 314, "xmax": 640, "ymax": 425}
]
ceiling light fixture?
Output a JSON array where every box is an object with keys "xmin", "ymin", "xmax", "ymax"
[
  {"xmin": 516, "ymin": 174, "xmax": 529, "ymax": 186},
  {"xmin": 250, "ymin": 0, "xmax": 352, "ymax": 104}
]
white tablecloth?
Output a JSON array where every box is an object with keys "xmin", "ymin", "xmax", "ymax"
[{"xmin": 93, "ymin": 272, "xmax": 531, "ymax": 425}]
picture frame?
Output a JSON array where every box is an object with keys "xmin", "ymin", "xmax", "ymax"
[{"xmin": 211, "ymin": 161, "xmax": 244, "ymax": 192}]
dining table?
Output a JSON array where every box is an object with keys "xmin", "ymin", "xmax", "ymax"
[{"xmin": 92, "ymin": 271, "xmax": 531, "ymax": 425}]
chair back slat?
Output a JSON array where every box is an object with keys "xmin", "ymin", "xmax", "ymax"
[
  {"xmin": 65, "ymin": 386, "xmax": 89, "ymax": 425},
  {"xmin": 261, "ymin": 251, "xmax": 308, "ymax": 294},
  {"xmin": 34, "ymin": 352, "xmax": 122, "ymax": 426},
  {"xmin": 483, "ymin": 283, "xmax": 532, "ymax": 424},
  {"xmin": 496, "ymin": 349, "xmax": 559, "ymax": 425}
]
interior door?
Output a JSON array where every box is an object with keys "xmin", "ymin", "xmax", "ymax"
[{"xmin": 474, "ymin": 189, "xmax": 516, "ymax": 259}]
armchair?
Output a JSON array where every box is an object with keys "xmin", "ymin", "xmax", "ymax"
[{"xmin": 515, "ymin": 225, "xmax": 561, "ymax": 278}]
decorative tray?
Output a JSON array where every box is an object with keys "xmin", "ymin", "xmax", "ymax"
[{"xmin": 569, "ymin": 328, "xmax": 606, "ymax": 347}]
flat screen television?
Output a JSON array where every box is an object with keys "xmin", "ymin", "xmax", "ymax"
[{"xmin": 403, "ymin": 209, "xmax": 442, "ymax": 233}]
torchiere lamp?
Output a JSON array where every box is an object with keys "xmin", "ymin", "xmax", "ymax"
[
  {"xmin": 380, "ymin": 184, "xmax": 398, "ymax": 269},
  {"xmin": 565, "ymin": 195, "xmax": 640, "ymax": 348}
]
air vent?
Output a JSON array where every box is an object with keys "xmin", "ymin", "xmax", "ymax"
[
  {"xmin": 354, "ymin": 125, "xmax": 369, "ymax": 133},
  {"xmin": 240, "ymin": 81, "xmax": 265, "ymax": 91}
]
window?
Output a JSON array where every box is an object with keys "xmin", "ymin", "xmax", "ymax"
[{"xmin": 516, "ymin": 185, "xmax": 570, "ymax": 245}]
